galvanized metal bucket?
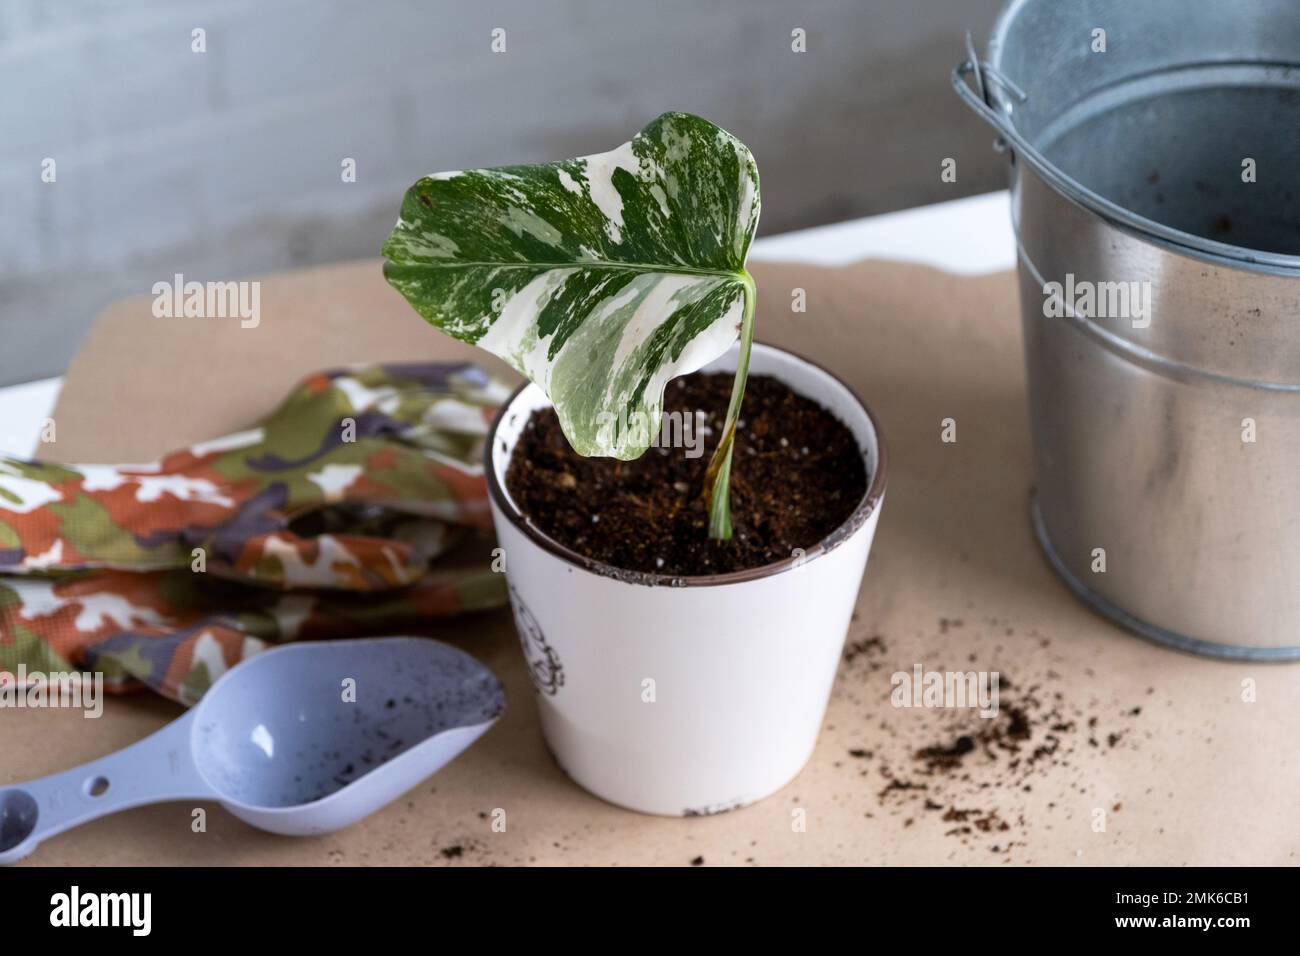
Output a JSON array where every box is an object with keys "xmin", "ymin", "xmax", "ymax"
[{"xmin": 954, "ymin": 0, "xmax": 1300, "ymax": 660}]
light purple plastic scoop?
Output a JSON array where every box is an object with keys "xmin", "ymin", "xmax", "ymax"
[{"xmin": 0, "ymin": 637, "xmax": 504, "ymax": 864}]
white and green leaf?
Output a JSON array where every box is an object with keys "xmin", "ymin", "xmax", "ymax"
[{"xmin": 382, "ymin": 112, "xmax": 760, "ymax": 468}]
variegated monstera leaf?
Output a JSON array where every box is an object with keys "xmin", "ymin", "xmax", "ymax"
[{"xmin": 382, "ymin": 112, "xmax": 760, "ymax": 462}]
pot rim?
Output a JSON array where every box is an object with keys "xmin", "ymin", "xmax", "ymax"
[{"xmin": 483, "ymin": 342, "xmax": 889, "ymax": 589}]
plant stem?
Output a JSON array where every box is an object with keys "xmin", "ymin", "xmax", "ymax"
[{"xmin": 704, "ymin": 270, "xmax": 756, "ymax": 540}]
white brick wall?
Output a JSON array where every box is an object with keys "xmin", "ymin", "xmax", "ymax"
[{"xmin": 0, "ymin": 0, "xmax": 1004, "ymax": 386}]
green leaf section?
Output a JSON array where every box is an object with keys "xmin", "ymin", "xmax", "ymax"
[{"xmin": 383, "ymin": 112, "xmax": 761, "ymax": 538}]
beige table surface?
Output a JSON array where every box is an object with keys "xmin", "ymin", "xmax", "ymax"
[{"xmin": 5, "ymin": 258, "xmax": 1296, "ymax": 866}]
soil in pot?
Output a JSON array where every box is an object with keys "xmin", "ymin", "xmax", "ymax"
[{"xmin": 503, "ymin": 371, "xmax": 869, "ymax": 576}]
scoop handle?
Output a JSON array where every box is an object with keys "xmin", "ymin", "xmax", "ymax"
[{"xmin": 0, "ymin": 709, "xmax": 211, "ymax": 864}]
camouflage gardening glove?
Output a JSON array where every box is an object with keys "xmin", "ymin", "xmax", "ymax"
[{"xmin": 0, "ymin": 363, "xmax": 510, "ymax": 703}]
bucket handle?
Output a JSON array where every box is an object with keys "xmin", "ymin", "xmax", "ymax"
[{"xmin": 952, "ymin": 32, "xmax": 1028, "ymax": 152}]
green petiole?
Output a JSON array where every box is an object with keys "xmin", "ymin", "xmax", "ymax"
[{"xmin": 703, "ymin": 269, "xmax": 756, "ymax": 540}]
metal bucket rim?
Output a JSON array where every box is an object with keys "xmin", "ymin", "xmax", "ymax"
[{"xmin": 964, "ymin": 0, "xmax": 1300, "ymax": 277}]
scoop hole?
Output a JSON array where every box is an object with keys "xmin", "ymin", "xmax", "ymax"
[{"xmin": 85, "ymin": 776, "xmax": 110, "ymax": 798}]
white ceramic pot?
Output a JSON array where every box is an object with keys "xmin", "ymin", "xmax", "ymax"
[{"xmin": 486, "ymin": 343, "xmax": 887, "ymax": 816}]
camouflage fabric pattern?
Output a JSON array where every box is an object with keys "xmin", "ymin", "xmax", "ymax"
[{"xmin": 0, "ymin": 363, "xmax": 509, "ymax": 703}]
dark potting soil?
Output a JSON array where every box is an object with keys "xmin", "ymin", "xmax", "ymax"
[{"xmin": 503, "ymin": 371, "xmax": 869, "ymax": 577}]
